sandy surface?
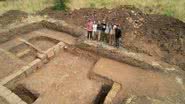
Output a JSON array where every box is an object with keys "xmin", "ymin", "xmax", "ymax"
[
  {"xmin": 93, "ymin": 58, "xmax": 185, "ymax": 102},
  {"xmin": 0, "ymin": 49, "xmax": 26, "ymax": 79},
  {"xmin": 29, "ymin": 37, "xmax": 58, "ymax": 51},
  {"xmin": 19, "ymin": 51, "xmax": 103, "ymax": 104},
  {"xmin": 0, "ymin": 28, "xmax": 76, "ymax": 80},
  {"xmin": 28, "ymin": 29, "xmax": 77, "ymax": 45},
  {"xmin": 0, "ymin": 97, "xmax": 9, "ymax": 104}
]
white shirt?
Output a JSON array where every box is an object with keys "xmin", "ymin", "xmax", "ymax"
[
  {"xmin": 105, "ymin": 25, "xmax": 109, "ymax": 34},
  {"xmin": 93, "ymin": 24, "xmax": 97, "ymax": 32}
]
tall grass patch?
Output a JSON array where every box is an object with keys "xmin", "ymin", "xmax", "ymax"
[
  {"xmin": 53, "ymin": 0, "xmax": 69, "ymax": 10},
  {"xmin": 0, "ymin": 0, "xmax": 54, "ymax": 14}
]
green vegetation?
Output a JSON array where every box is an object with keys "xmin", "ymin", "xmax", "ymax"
[
  {"xmin": 0, "ymin": 0, "xmax": 54, "ymax": 14},
  {"xmin": 53, "ymin": 0, "xmax": 69, "ymax": 11},
  {"xmin": 0, "ymin": 0, "xmax": 184, "ymax": 22},
  {"xmin": 164, "ymin": 9, "xmax": 174, "ymax": 17}
]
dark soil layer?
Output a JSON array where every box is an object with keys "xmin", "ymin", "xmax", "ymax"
[
  {"xmin": 94, "ymin": 84, "xmax": 112, "ymax": 104},
  {"xmin": 12, "ymin": 84, "xmax": 38, "ymax": 104},
  {"xmin": 0, "ymin": 10, "xmax": 28, "ymax": 27},
  {"xmin": 39, "ymin": 6, "xmax": 185, "ymax": 70}
]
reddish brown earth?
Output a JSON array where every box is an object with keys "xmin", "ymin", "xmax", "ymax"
[
  {"xmin": 0, "ymin": 7, "xmax": 184, "ymax": 70},
  {"xmin": 93, "ymin": 58, "xmax": 185, "ymax": 103},
  {"xmin": 0, "ymin": 49, "xmax": 26, "ymax": 79},
  {"xmin": 39, "ymin": 6, "xmax": 185, "ymax": 70},
  {"xmin": 0, "ymin": 10, "xmax": 28, "ymax": 27},
  {"xmin": 18, "ymin": 50, "xmax": 103, "ymax": 104}
]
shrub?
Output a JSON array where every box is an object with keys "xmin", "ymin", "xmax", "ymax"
[
  {"xmin": 164, "ymin": 9, "xmax": 174, "ymax": 17},
  {"xmin": 53, "ymin": 0, "xmax": 69, "ymax": 11},
  {"xmin": 90, "ymin": 2, "xmax": 96, "ymax": 8}
]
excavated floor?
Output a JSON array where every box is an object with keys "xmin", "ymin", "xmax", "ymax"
[
  {"xmin": 0, "ymin": 28, "xmax": 185, "ymax": 104},
  {"xmin": 93, "ymin": 58, "xmax": 185, "ymax": 103},
  {"xmin": 0, "ymin": 97, "xmax": 9, "ymax": 104},
  {"xmin": 0, "ymin": 28, "xmax": 108, "ymax": 104},
  {"xmin": 17, "ymin": 51, "xmax": 103, "ymax": 104},
  {"xmin": 0, "ymin": 29, "xmax": 76, "ymax": 79},
  {"xmin": 0, "ymin": 49, "xmax": 26, "ymax": 79}
]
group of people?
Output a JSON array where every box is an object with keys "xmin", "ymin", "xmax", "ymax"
[{"xmin": 86, "ymin": 19, "xmax": 122, "ymax": 48}]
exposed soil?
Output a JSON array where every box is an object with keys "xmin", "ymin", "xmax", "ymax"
[
  {"xmin": 27, "ymin": 29, "xmax": 77, "ymax": 45},
  {"xmin": 0, "ymin": 97, "xmax": 9, "ymax": 104},
  {"xmin": 39, "ymin": 6, "xmax": 185, "ymax": 70},
  {"xmin": 0, "ymin": 25, "xmax": 184, "ymax": 104},
  {"xmin": 9, "ymin": 43, "xmax": 37, "ymax": 64},
  {"xmin": 28, "ymin": 36, "xmax": 59, "ymax": 51},
  {"xmin": 93, "ymin": 58, "xmax": 185, "ymax": 104},
  {"xmin": 12, "ymin": 85, "xmax": 38, "ymax": 104},
  {"xmin": 0, "ymin": 10, "xmax": 28, "ymax": 27},
  {"xmin": 17, "ymin": 51, "xmax": 104, "ymax": 104},
  {"xmin": 0, "ymin": 7, "xmax": 184, "ymax": 103},
  {"xmin": 0, "ymin": 49, "xmax": 26, "ymax": 79}
]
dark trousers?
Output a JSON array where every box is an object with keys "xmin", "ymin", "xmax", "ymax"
[
  {"xmin": 87, "ymin": 31, "xmax": 93, "ymax": 40},
  {"xmin": 115, "ymin": 38, "xmax": 120, "ymax": 48},
  {"xmin": 101, "ymin": 32, "xmax": 108, "ymax": 43}
]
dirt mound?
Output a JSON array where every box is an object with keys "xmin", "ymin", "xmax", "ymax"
[
  {"xmin": 0, "ymin": 10, "xmax": 28, "ymax": 27},
  {"xmin": 40, "ymin": 6, "xmax": 185, "ymax": 70}
]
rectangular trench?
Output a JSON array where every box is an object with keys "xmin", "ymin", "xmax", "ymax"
[
  {"xmin": 5, "ymin": 46, "xmax": 113, "ymax": 104},
  {"xmin": 1, "ymin": 28, "xmax": 119, "ymax": 104}
]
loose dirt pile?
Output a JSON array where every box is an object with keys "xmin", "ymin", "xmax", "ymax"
[
  {"xmin": 0, "ymin": 10, "xmax": 28, "ymax": 27},
  {"xmin": 39, "ymin": 6, "xmax": 185, "ymax": 70}
]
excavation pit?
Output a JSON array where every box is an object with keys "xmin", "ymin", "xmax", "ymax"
[
  {"xmin": 14, "ymin": 50, "xmax": 105, "ymax": 104},
  {"xmin": 94, "ymin": 84, "xmax": 112, "ymax": 104},
  {"xmin": 0, "ymin": 20, "xmax": 184, "ymax": 104},
  {"xmin": 11, "ymin": 84, "xmax": 38, "ymax": 104},
  {"xmin": 28, "ymin": 36, "xmax": 60, "ymax": 51},
  {"xmin": 0, "ymin": 27, "xmax": 114, "ymax": 103},
  {"xmin": 9, "ymin": 43, "xmax": 37, "ymax": 63}
]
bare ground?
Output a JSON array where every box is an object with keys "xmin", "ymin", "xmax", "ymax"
[
  {"xmin": 93, "ymin": 58, "xmax": 185, "ymax": 103},
  {"xmin": 18, "ymin": 51, "xmax": 103, "ymax": 104},
  {"xmin": 0, "ymin": 49, "xmax": 26, "ymax": 79},
  {"xmin": 39, "ymin": 6, "xmax": 185, "ymax": 70}
]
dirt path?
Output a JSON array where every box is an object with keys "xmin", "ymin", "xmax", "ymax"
[
  {"xmin": 93, "ymin": 58, "xmax": 185, "ymax": 103},
  {"xmin": 18, "ymin": 51, "xmax": 103, "ymax": 104}
]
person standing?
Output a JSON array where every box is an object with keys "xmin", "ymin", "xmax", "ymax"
[
  {"xmin": 101, "ymin": 20, "xmax": 107, "ymax": 42},
  {"xmin": 115, "ymin": 25, "xmax": 122, "ymax": 48},
  {"xmin": 86, "ymin": 19, "xmax": 93, "ymax": 40},
  {"xmin": 105, "ymin": 23, "xmax": 111, "ymax": 43},
  {"xmin": 97, "ymin": 21, "xmax": 102, "ymax": 41},
  {"xmin": 109, "ymin": 24, "xmax": 115, "ymax": 45},
  {"xmin": 93, "ymin": 21, "xmax": 98, "ymax": 40}
]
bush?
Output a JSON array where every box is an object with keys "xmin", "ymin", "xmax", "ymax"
[
  {"xmin": 53, "ymin": 0, "xmax": 69, "ymax": 11},
  {"xmin": 90, "ymin": 2, "xmax": 96, "ymax": 8},
  {"xmin": 164, "ymin": 9, "xmax": 174, "ymax": 17}
]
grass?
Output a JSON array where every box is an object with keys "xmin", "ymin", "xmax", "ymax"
[
  {"xmin": 0, "ymin": 0, "xmax": 54, "ymax": 14},
  {"xmin": 53, "ymin": 0, "xmax": 69, "ymax": 11},
  {"xmin": 0, "ymin": 0, "xmax": 184, "ymax": 22}
]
